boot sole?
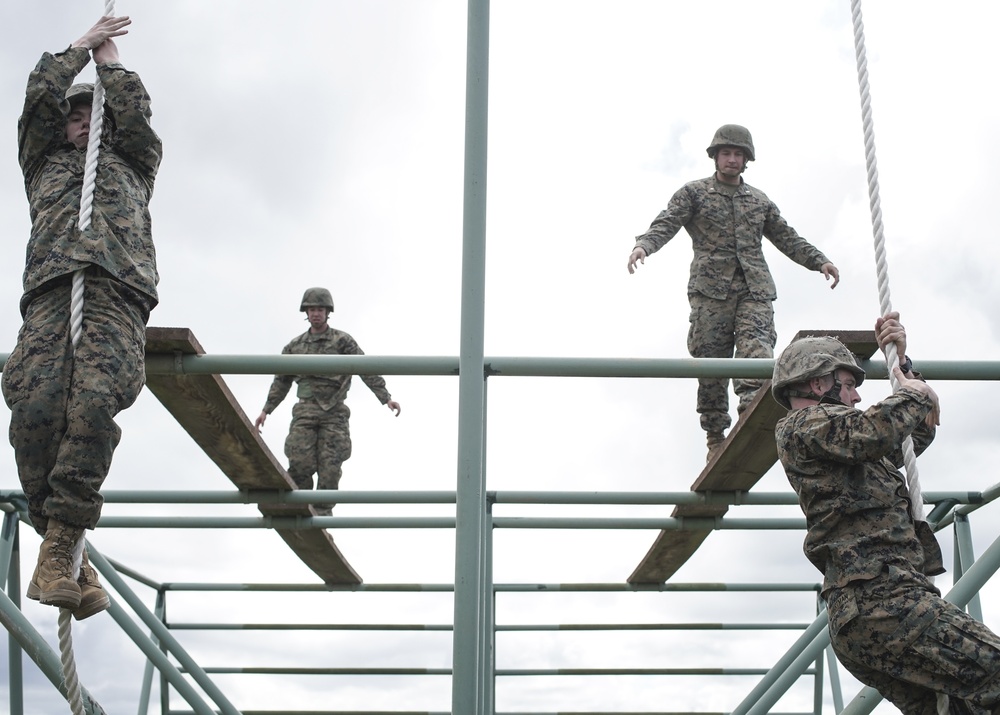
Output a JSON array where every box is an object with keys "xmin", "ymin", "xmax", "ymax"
[
  {"xmin": 73, "ymin": 594, "xmax": 111, "ymax": 620},
  {"xmin": 38, "ymin": 588, "xmax": 82, "ymax": 610}
]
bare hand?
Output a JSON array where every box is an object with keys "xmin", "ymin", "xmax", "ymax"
[
  {"xmin": 875, "ymin": 311, "xmax": 906, "ymax": 363},
  {"xmin": 821, "ymin": 262, "xmax": 840, "ymax": 289},
  {"xmin": 73, "ymin": 15, "xmax": 131, "ymax": 52},
  {"xmin": 254, "ymin": 410, "xmax": 268, "ymax": 434},
  {"xmin": 893, "ymin": 366, "xmax": 940, "ymax": 429},
  {"xmin": 627, "ymin": 247, "xmax": 647, "ymax": 274},
  {"xmin": 387, "ymin": 400, "xmax": 402, "ymax": 416},
  {"xmin": 93, "ymin": 37, "xmax": 120, "ymax": 65}
]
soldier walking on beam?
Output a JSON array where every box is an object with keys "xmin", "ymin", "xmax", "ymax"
[
  {"xmin": 627, "ymin": 125, "xmax": 838, "ymax": 461},
  {"xmin": 255, "ymin": 288, "xmax": 401, "ymax": 515}
]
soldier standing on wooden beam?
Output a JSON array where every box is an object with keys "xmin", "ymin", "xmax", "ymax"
[
  {"xmin": 627, "ymin": 124, "xmax": 838, "ymax": 461},
  {"xmin": 255, "ymin": 288, "xmax": 401, "ymax": 515}
]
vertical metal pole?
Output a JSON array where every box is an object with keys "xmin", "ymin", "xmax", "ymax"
[
  {"xmin": 953, "ymin": 514, "xmax": 983, "ymax": 621},
  {"xmin": 483, "ymin": 496, "xmax": 496, "ymax": 713},
  {"xmin": 452, "ymin": 0, "xmax": 489, "ymax": 712},
  {"xmin": 135, "ymin": 590, "xmax": 166, "ymax": 715},
  {"xmin": 825, "ymin": 641, "xmax": 845, "ymax": 713},
  {"xmin": 3, "ymin": 515, "xmax": 24, "ymax": 715},
  {"xmin": 811, "ymin": 637, "xmax": 824, "ymax": 715}
]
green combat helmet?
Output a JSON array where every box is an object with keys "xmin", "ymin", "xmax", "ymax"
[
  {"xmin": 65, "ymin": 83, "xmax": 94, "ymax": 107},
  {"xmin": 300, "ymin": 287, "xmax": 334, "ymax": 312},
  {"xmin": 771, "ymin": 336, "xmax": 865, "ymax": 409},
  {"xmin": 706, "ymin": 124, "xmax": 755, "ymax": 161}
]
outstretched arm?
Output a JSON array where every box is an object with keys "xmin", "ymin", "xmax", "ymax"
[
  {"xmin": 627, "ymin": 247, "xmax": 647, "ymax": 274},
  {"xmin": 821, "ymin": 262, "xmax": 839, "ymax": 289}
]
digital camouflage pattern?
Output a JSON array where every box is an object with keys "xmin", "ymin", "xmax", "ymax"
[
  {"xmin": 705, "ymin": 124, "xmax": 756, "ymax": 161},
  {"xmin": 3, "ymin": 48, "xmax": 159, "ymax": 534},
  {"xmin": 829, "ymin": 567, "xmax": 1000, "ymax": 714},
  {"xmin": 262, "ymin": 327, "xmax": 392, "ymax": 491},
  {"xmin": 284, "ymin": 401, "xmax": 352, "ymax": 491},
  {"xmin": 777, "ymin": 387, "xmax": 1000, "ymax": 712},
  {"xmin": 771, "ymin": 335, "xmax": 866, "ymax": 409},
  {"xmin": 688, "ymin": 270, "xmax": 774, "ymax": 433},
  {"xmin": 18, "ymin": 46, "xmax": 161, "ymax": 314},
  {"xmin": 634, "ymin": 175, "xmax": 831, "ymax": 432},
  {"xmin": 633, "ymin": 175, "xmax": 830, "ymax": 302},
  {"xmin": 2, "ymin": 274, "xmax": 148, "ymax": 533}
]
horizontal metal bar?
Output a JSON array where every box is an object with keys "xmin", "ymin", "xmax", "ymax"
[
  {"xmin": 154, "ymin": 581, "xmax": 820, "ymax": 593},
  {"xmin": 189, "ymin": 666, "xmax": 452, "ymax": 676},
  {"xmin": 497, "ymin": 623, "xmax": 810, "ymax": 631},
  {"xmin": 167, "ymin": 623, "xmax": 454, "ymax": 631},
  {"xmin": 496, "ymin": 667, "xmax": 815, "ymax": 677},
  {"xmin": 164, "ymin": 621, "xmax": 807, "ymax": 632},
  {"xmin": 495, "ymin": 583, "xmax": 821, "ymax": 593},
  {"xmin": 0, "ymin": 351, "xmax": 971, "ymax": 380}
]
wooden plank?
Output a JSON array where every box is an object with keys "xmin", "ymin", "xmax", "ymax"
[
  {"xmin": 627, "ymin": 330, "xmax": 878, "ymax": 584},
  {"xmin": 144, "ymin": 327, "xmax": 361, "ymax": 585}
]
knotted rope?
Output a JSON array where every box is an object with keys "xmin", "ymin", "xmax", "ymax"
[{"xmin": 849, "ymin": 0, "xmax": 925, "ymax": 523}]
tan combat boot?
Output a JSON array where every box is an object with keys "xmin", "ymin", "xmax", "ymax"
[
  {"xmin": 26, "ymin": 519, "xmax": 84, "ymax": 610},
  {"xmin": 706, "ymin": 431, "xmax": 726, "ymax": 463},
  {"xmin": 73, "ymin": 549, "xmax": 110, "ymax": 620}
]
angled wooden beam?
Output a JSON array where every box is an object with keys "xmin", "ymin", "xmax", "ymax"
[
  {"xmin": 628, "ymin": 330, "xmax": 878, "ymax": 584},
  {"xmin": 144, "ymin": 327, "xmax": 361, "ymax": 585}
]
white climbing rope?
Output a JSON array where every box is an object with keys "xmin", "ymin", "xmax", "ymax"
[
  {"xmin": 849, "ymin": 0, "xmax": 925, "ymax": 523},
  {"xmin": 59, "ymin": 4, "xmax": 118, "ymax": 714},
  {"xmin": 72, "ymin": 0, "xmax": 115, "ymax": 349},
  {"xmin": 58, "ymin": 608, "xmax": 86, "ymax": 715}
]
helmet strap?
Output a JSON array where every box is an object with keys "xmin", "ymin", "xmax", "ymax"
[{"xmin": 817, "ymin": 374, "xmax": 847, "ymax": 407}]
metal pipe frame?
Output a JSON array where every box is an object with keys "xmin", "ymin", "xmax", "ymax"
[{"xmin": 5, "ymin": 489, "xmax": 1000, "ymax": 713}]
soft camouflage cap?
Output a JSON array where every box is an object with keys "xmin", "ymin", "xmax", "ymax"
[
  {"xmin": 771, "ymin": 336, "xmax": 865, "ymax": 409},
  {"xmin": 300, "ymin": 287, "xmax": 334, "ymax": 312},
  {"xmin": 65, "ymin": 83, "xmax": 94, "ymax": 108},
  {"xmin": 706, "ymin": 124, "xmax": 755, "ymax": 161}
]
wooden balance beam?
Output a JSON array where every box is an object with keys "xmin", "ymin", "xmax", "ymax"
[
  {"xmin": 628, "ymin": 330, "xmax": 878, "ymax": 584},
  {"xmin": 144, "ymin": 327, "xmax": 361, "ymax": 585}
]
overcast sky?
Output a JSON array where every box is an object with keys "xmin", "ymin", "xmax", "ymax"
[{"xmin": 2, "ymin": 1, "xmax": 1000, "ymax": 713}]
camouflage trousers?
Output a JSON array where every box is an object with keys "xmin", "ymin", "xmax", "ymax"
[
  {"xmin": 687, "ymin": 277, "xmax": 775, "ymax": 434},
  {"xmin": 826, "ymin": 566, "xmax": 1000, "ymax": 714},
  {"xmin": 284, "ymin": 400, "xmax": 352, "ymax": 491},
  {"xmin": 1, "ymin": 272, "xmax": 148, "ymax": 534}
]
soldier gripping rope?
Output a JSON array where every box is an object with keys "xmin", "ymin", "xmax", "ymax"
[
  {"xmin": 255, "ymin": 288, "xmax": 401, "ymax": 514},
  {"xmin": 2, "ymin": 16, "xmax": 161, "ymax": 619},
  {"xmin": 627, "ymin": 124, "xmax": 839, "ymax": 461},
  {"xmin": 773, "ymin": 313, "xmax": 1000, "ymax": 714}
]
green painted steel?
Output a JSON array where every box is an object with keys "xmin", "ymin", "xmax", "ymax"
[{"xmin": 454, "ymin": 0, "xmax": 491, "ymax": 712}]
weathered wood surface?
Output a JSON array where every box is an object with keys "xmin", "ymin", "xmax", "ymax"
[
  {"xmin": 628, "ymin": 330, "xmax": 878, "ymax": 584},
  {"xmin": 144, "ymin": 327, "xmax": 361, "ymax": 585}
]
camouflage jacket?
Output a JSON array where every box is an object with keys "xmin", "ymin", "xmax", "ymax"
[
  {"xmin": 634, "ymin": 176, "xmax": 831, "ymax": 301},
  {"xmin": 262, "ymin": 327, "xmax": 392, "ymax": 414},
  {"xmin": 18, "ymin": 46, "xmax": 161, "ymax": 315},
  {"xmin": 775, "ymin": 387, "xmax": 944, "ymax": 596}
]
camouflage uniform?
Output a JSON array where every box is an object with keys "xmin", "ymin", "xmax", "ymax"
[
  {"xmin": 777, "ymin": 388, "xmax": 1000, "ymax": 713},
  {"xmin": 261, "ymin": 327, "xmax": 392, "ymax": 491},
  {"xmin": 634, "ymin": 176, "xmax": 830, "ymax": 433},
  {"xmin": 1, "ymin": 47, "xmax": 160, "ymax": 535}
]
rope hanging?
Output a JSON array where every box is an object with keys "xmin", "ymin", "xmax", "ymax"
[
  {"xmin": 71, "ymin": 0, "xmax": 114, "ymax": 348},
  {"xmin": 849, "ymin": 0, "xmax": 925, "ymax": 523},
  {"xmin": 58, "ymin": 3, "xmax": 118, "ymax": 713},
  {"xmin": 58, "ymin": 608, "xmax": 86, "ymax": 715}
]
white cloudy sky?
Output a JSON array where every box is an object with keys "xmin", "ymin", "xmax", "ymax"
[{"xmin": 1, "ymin": 0, "xmax": 1000, "ymax": 713}]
